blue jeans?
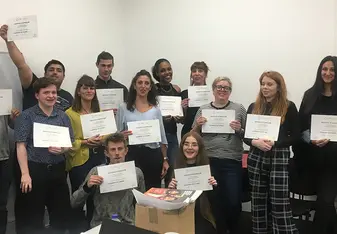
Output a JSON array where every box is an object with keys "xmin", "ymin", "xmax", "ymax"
[
  {"xmin": 164, "ymin": 133, "xmax": 179, "ymax": 187},
  {"xmin": 209, "ymin": 158, "xmax": 242, "ymax": 233}
]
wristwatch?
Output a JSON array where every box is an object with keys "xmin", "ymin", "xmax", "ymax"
[{"xmin": 163, "ymin": 157, "xmax": 169, "ymax": 161}]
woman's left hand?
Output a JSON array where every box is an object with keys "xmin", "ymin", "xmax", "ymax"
[
  {"xmin": 10, "ymin": 108, "xmax": 20, "ymax": 120},
  {"xmin": 229, "ymin": 120, "xmax": 241, "ymax": 131},
  {"xmin": 161, "ymin": 160, "xmax": 169, "ymax": 178},
  {"xmin": 208, "ymin": 176, "xmax": 217, "ymax": 186}
]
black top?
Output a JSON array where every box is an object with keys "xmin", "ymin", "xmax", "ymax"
[
  {"xmin": 22, "ymin": 73, "xmax": 73, "ymax": 111},
  {"xmin": 156, "ymin": 83, "xmax": 181, "ymax": 134},
  {"xmin": 95, "ymin": 76, "xmax": 128, "ymax": 102},
  {"xmin": 295, "ymin": 93, "xmax": 337, "ymax": 167},
  {"xmin": 181, "ymin": 89, "xmax": 199, "ymax": 137},
  {"xmin": 244, "ymin": 101, "xmax": 300, "ymax": 148}
]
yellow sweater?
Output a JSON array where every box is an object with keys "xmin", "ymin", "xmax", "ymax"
[{"xmin": 65, "ymin": 107, "xmax": 90, "ymax": 171}]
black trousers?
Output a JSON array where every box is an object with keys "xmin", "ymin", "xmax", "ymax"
[
  {"xmin": 313, "ymin": 169, "xmax": 337, "ymax": 234},
  {"xmin": 14, "ymin": 161, "xmax": 71, "ymax": 234},
  {"xmin": 0, "ymin": 159, "xmax": 11, "ymax": 234},
  {"xmin": 127, "ymin": 145, "xmax": 163, "ymax": 190}
]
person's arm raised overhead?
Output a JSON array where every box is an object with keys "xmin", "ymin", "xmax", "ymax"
[{"xmin": 0, "ymin": 25, "xmax": 33, "ymax": 89}]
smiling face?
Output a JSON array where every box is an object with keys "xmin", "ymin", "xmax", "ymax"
[
  {"xmin": 213, "ymin": 80, "xmax": 232, "ymax": 102},
  {"xmin": 134, "ymin": 75, "xmax": 152, "ymax": 97},
  {"xmin": 77, "ymin": 85, "xmax": 95, "ymax": 102},
  {"xmin": 260, "ymin": 76, "xmax": 278, "ymax": 100},
  {"xmin": 321, "ymin": 61, "xmax": 335, "ymax": 84},
  {"xmin": 183, "ymin": 136, "xmax": 199, "ymax": 161},
  {"xmin": 158, "ymin": 61, "xmax": 173, "ymax": 84},
  {"xmin": 35, "ymin": 84, "xmax": 57, "ymax": 108},
  {"xmin": 44, "ymin": 64, "xmax": 64, "ymax": 88}
]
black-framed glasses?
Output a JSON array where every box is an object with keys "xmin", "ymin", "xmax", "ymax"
[{"xmin": 215, "ymin": 85, "xmax": 232, "ymax": 92}]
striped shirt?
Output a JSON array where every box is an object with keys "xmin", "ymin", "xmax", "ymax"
[{"xmin": 192, "ymin": 101, "xmax": 247, "ymax": 161}]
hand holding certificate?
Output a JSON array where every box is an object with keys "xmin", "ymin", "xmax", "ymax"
[
  {"xmin": 7, "ymin": 15, "xmax": 38, "ymax": 41},
  {"xmin": 244, "ymin": 114, "xmax": 281, "ymax": 141},
  {"xmin": 80, "ymin": 111, "xmax": 117, "ymax": 139},
  {"xmin": 0, "ymin": 89, "xmax": 12, "ymax": 116},
  {"xmin": 188, "ymin": 86, "xmax": 213, "ymax": 107},
  {"xmin": 174, "ymin": 165, "xmax": 213, "ymax": 191},
  {"xmin": 97, "ymin": 161, "xmax": 138, "ymax": 193},
  {"xmin": 311, "ymin": 114, "xmax": 337, "ymax": 142},
  {"xmin": 158, "ymin": 96, "xmax": 183, "ymax": 116},
  {"xmin": 33, "ymin": 123, "xmax": 72, "ymax": 148},
  {"xmin": 96, "ymin": 89, "xmax": 124, "ymax": 111},
  {"xmin": 201, "ymin": 109, "xmax": 235, "ymax": 133},
  {"xmin": 127, "ymin": 119, "xmax": 161, "ymax": 145}
]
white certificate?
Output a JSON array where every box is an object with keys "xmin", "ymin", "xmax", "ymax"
[
  {"xmin": 96, "ymin": 89, "xmax": 123, "ymax": 111},
  {"xmin": 244, "ymin": 114, "xmax": 281, "ymax": 141},
  {"xmin": 201, "ymin": 109, "xmax": 235, "ymax": 133},
  {"xmin": 127, "ymin": 119, "xmax": 161, "ymax": 145},
  {"xmin": 80, "ymin": 111, "xmax": 117, "ymax": 139},
  {"xmin": 97, "ymin": 161, "xmax": 138, "ymax": 193},
  {"xmin": 311, "ymin": 115, "xmax": 337, "ymax": 142},
  {"xmin": 33, "ymin": 123, "xmax": 72, "ymax": 148},
  {"xmin": 174, "ymin": 165, "xmax": 213, "ymax": 191},
  {"xmin": 7, "ymin": 15, "xmax": 38, "ymax": 41},
  {"xmin": 0, "ymin": 89, "xmax": 12, "ymax": 116},
  {"xmin": 188, "ymin": 86, "xmax": 213, "ymax": 107},
  {"xmin": 158, "ymin": 96, "xmax": 183, "ymax": 116}
]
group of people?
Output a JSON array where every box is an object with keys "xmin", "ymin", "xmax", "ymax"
[{"xmin": 0, "ymin": 23, "xmax": 336, "ymax": 234}]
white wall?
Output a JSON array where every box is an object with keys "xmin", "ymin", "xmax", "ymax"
[
  {"xmin": 123, "ymin": 0, "xmax": 337, "ymax": 109},
  {"xmin": 0, "ymin": 0, "xmax": 336, "ymax": 109},
  {"xmin": 0, "ymin": 0, "xmax": 126, "ymax": 95}
]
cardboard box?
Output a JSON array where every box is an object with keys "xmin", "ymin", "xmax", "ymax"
[{"xmin": 135, "ymin": 203, "xmax": 195, "ymax": 234}]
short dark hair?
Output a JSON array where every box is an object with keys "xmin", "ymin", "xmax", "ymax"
[
  {"xmin": 44, "ymin": 59, "xmax": 65, "ymax": 73},
  {"xmin": 33, "ymin": 77, "xmax": 57, "ymax": 94},
  {"xmin": 96, "ymin": 51, "xmax": 114, "ymax": 65},
  {"xmin": 104, "ymin": 132, "xmax": 127, "ymax": 149},
  {"xmin": 72, "ymin": 75, "xmax": 100, "ymax": 113},
  {"xmin": 126, "ymin": 70, "xmax": 158, "ymax": 111},
  {"xmin": 151, "ymin": 58, "xmax": 170, "ymax": 82}
]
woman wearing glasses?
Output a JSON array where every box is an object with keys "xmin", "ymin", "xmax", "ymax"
[{"xmin": 191, "ymin": 77, "xmax": 246, "ymax": 234}]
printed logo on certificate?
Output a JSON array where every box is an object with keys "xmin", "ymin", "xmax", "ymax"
[
  {"xmin": 7, "ymin": 15, "xmax": 38, "ymax": 41},
  {"xmin": 96, "ymin": 89, "xmax": 123, "ymax": 111},
  {"xmin": 127, "ymin": 119, "xmax": 162, "ymax": 145},
  {"xmin": 33, "ymin": 123, "xmax": 72, "ymax": 148},
  {"xmin": 188, "ymin": 86, "xmax": 213, "ymax": 107},
  {"xmin": 310, "ymin": 114, "xmax": 337, "ymax": 142},
  {"xmin": 0, "ymin": 89, "xmax": 12, "ymax": 116},
  {"xmin": 80, "ymin": 110, "xmax": 117, "ymax": 139},
  {"xmin": 244, "ymin": 114, "xmax": 281, "ymax": 141},
  {"xmin": 158, "ymin": 96, "xmax": 183, "ymax": 116}
]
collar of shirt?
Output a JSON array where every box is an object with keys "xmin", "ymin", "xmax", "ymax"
[
  {"xmin": 33, "ymin": 104, "xmax": 59, "ymax": 117},
  {"xmin": 96, "ymin": 75, "xmax": 113, "ymax": 84}
]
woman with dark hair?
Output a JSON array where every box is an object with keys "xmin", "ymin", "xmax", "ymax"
[
  {"xmin": 181, "ymin": 61, "xmax": 209, "ymax": 138},
  {"xmin": 293, "ymin": 56, "xmax": 337, "ymax": 234},
  {"xmin": 116, "ymin": 69, "xmax": 169, "ymax": 190},
  {"xmin": 168, "ymin": 131, "xmax": 217, "ymax": 234},
  {"xmin": 152, "ymin": 58, "xmax": 182, "ymax": 187},
  {"xmin": 66, "ymin": 75, "xmax": 105, "ymax": 231},
  {"xmin": 244, "ymin": 71, "xmax": 299, "ymax": 234}
]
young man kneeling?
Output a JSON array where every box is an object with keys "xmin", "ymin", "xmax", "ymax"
[{"xmin": 70, "ymin": 132, "xmax": 145, "ymax": 228}]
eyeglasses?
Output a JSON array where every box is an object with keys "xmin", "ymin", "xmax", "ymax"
[{"xmin": 215, "ymin": 85, "xmax": 232, "ymax": 92}]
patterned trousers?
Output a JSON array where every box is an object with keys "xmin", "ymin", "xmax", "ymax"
[{"xmin": 248, "ymin": 147, "xmax": 298, "ymax": 234}]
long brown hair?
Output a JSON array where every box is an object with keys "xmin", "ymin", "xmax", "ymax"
[
  {"xmin": 252, "ymin": 71, "xmax": 289, "ymax": 123},
  {"xmin": 72, "ymin": 75, "xmax": 100, "ymax": 113},
  {"xmin": 175, "ymin": 131, "xmax": 209, "ymax": 169},
  {"xmin": 174, "ymin": 132, "xmax": 215, "ymax": 228}
]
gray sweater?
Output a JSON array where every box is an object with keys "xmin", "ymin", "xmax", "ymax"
[
  {"xmin": 70, "ymin": 165, "xmax": 145, "ymax": 228},
  {"xmin": 192, "ymin": 101, "xmax": 246, "ymax": 161}
]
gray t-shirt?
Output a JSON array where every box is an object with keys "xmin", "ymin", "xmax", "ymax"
[
  {"xmin": 192, "ymin": 101, "xmax": 246, "ymax": 161},
  {"xmin": 0, "ymin": 116, "xmax": 9, "ymax": 161}
]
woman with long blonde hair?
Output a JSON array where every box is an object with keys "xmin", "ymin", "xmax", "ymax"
[{"xmin": 244, "ymin": 71, "xmax": 300, "ymax": 234}]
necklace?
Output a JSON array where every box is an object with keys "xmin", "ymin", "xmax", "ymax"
[{"xmin": 160, "ymin": 84, "xmax": 173, "ymax": 94}]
